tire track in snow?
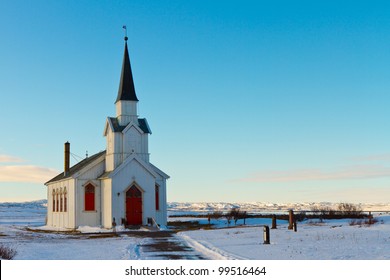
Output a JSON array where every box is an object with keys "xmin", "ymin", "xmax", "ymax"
[{"xmin": 178, "ymin": 232, "xmax": 246, "ymax": 260}]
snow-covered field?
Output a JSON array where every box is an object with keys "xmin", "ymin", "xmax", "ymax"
[
  {"xmin": 179, "ymin": 218, "xmax": 390, "ymax": 260},
  {"xmin": 1, "ymin": 200, "xmax": 390, "ymax": 260},
  {"xmin": 168, "ymin": 201, "xmax": 390, "ymax": 214}
]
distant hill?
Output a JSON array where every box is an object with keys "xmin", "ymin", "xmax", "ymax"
[
  {"xmin": 1, "ymin": 200, "xmax": 389, "ymax": 213},
  {"xmin": 167, "ymin": 201, "xmax": 390, "ymax": 212},
  {"xmin": 0, "ymin": 199, "xmax": 47, "ymax": 208}
]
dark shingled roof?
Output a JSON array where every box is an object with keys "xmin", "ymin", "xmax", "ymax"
[
  {"xmin": 45, "ymin": 151, "xmax": 106, "ymax": 185},
  {"xmin": 109, "ymin": 117, "xmax": 126, "ymax": 132},
  {"xmin": 138, "ymin": 118, "xmax": 152, "ymax": 134},
  {"xmin": 115, "ymin": 41, "xmax": 138, "ymax": 103},
  {"xmin": 109, "ymin": 117, "xmax": 151, "ymax": 134}
]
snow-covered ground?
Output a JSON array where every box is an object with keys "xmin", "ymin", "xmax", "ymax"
[
  {"xmin": 179, "ymin": 217, "xmax": 390, "ymax": 260},
  {"xmin": 1, "ymin": 200, "xmax": 390, "ymax": 260}
]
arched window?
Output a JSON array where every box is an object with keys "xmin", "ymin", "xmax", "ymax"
[
  {"xmin": 60, "ymin": 189, "xmax": 63, "ymax": 212},
  {"xmin": 85, "ymin": 184, "xmax": 95, "ymax": 211},
  {"xmin": 52, "ymin": 190, "xmax": 56, "ymax": 212},
  {"xmin": 64, "ymin": 188, "xmax": 67, "ymax": 212},
  {"xmin": 155, "ymin": 185, "xmax": 160, "ymax": 211},
  {"xmin": 56, "ymin": 192, "xmax": 59, "ymax": 212}
]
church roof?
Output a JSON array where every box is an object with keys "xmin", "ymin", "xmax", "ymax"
[
  {"xmin": 115, "ymin": 38, "xmax": 139, "ymax": 103},
  {"xmin": 45, "ymin": 151, "xmax": 106, "ymax": 185},
  {"xmin": 150, "ymin": 163, "xmax": 170, "ymax": 179},
  {"xmin": 108, "ymin": 117, "xmax": 125, "ymax": 132},
  {"xmin": 108, "ymin": 117, "xmax": 151, "ymax": 134},
  {"xmin": 138, "ymin": 118, "xmax": 152, "ymax": 134}
]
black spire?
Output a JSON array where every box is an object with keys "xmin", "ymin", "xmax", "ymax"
[{"xmin": 116, "ymin": 37, "xmax": 138, "ymax": 103}]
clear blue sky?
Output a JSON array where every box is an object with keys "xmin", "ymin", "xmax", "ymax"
[{"xmin": 1, "ymin": 0, "xmax": 390, "ymax": 203}]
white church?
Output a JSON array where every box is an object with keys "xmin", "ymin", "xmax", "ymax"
[{"xmin": 45, "ymin": 36, "xmax": 169, "ymax": 229}]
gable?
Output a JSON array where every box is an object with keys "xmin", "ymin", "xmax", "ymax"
[
  {"xmin": 103, "ymin": 118, "xmax": 112, "ymax": 136},
  {"xmin": 123, "ymin": 125, "xmax": 142, "ymax": 153},
  {"xmin": 123, "ymin": 121, "xmax": 144, "ymax": 134},
  {"xmin": 45, "ymin": 151, "xmax": 106, "ymax": 185},
  {"xmin": 109, "ymin": 154, "xmax": 158, "ymax": 179},
  {"xmin": 103, "ymin": 117, "xmax": 151, "ymax": 136}
]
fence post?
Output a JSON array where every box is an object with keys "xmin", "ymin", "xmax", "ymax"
[
  {"xmin": 263, "ymin": 225, "xmax": 270, "ymax": 244},
  {"xmin": 288, "ymin": 209, "xmax": 294, "ymax": 230},
  {"xmin": 271, "ymin": 214, "xmax": 277, "ymax": 229}
]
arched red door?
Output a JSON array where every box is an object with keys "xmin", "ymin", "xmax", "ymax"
[{"xmin": 126, "ymin": 186, "xmax": 142, "ymax": 225}]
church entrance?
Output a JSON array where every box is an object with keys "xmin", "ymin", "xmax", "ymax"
[{"xmin": 126, "ymin": 185, "xmax": 142, "ymax": 225}]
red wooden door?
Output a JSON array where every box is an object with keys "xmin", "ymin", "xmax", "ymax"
[{"xmin": 126, "ymin": 186, "xmax": 142, "ymax": 225}]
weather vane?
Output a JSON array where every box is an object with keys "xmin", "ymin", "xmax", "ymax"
[{"xmin": 123, "ymin": 25, "xmax": 128, "ymax": 41}]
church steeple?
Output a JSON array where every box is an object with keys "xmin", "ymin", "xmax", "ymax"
[
  {"xmin": 116, "ymin": 36, "xmax": 138, "ymax": 103},
  {"xmin": 115, "ymin": 35, "xmax": 139, "ymax": 126}
]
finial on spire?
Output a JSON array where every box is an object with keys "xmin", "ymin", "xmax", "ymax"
[{"xmin": 123, "ymin": 25, "xmax": 128, "ymax": 41}]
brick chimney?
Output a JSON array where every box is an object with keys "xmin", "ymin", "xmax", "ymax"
[{"xmin": 64, "ymin": 142, "xmax": 70, "ymax": 176}]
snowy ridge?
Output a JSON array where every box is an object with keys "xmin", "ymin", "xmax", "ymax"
[
  {"xmin": 0, "ymin": 199, "xmax": 47, "ymax": 208},
  {"xmin": 168, "ymin": 201, "xmax": 390, "ymax": 213}
]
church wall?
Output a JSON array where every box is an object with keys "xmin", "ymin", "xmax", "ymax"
[
  {"xmin": 74, "ymin": 160, "xmax": 105, "ymax": 227},
  {"xmin": 116, "ymin": 100, "xmax": 138, "ymax": 125},
  {"xmin": 121, "ymin": 127, "xmax": 150, "ymax": 162},
  {"xmin": 114, "ymin": 132, "xmax": 123, "ymax": 155},
  {"xmin": 106, "ymin": 131, "xmax": 124, "ymax": 172},
  {"xmin": 105, "ymin": 131, "xmax": 114, "ymax": 171},
  {"xmin": 67, "ymin": 180, "xmax": 76, "ymax": 228},
  {"xmin": 78, "ymin": 159, "xmax": 105, "ymax": 180},
  {"xmin": 106, "ymin": 130, "xmax": 113, "ymax": 154},
  {"xmin": 46, "ymin": 179, "xmax": 75, "ymax": 229},
  {"xmin": 75, "ymin": 179, "xmax": 101, "ymax": 227},
  {"xmin": 123, "ymin": 126, "xmax": 141, "ymax": 155},
  {"xmin": 101, "ymin": 178, "xmax": 112, "ymax": 228},
  {"xmin": 114, "ymin": 133, "xmax": 123, "ymax": 168},
  {"xmin": 140, "ymin": 134, "xmax": 149, "ymax": 162},
  {"xmin": 106, "ymin": 131, "xmax": 113, "ymax": 171},
  {"xmin": 155, "ymin": 176, "xmax": 167, "ymax": 226},
  {"xmin": 123, "ymin": 126, "xmax": 152, "ymax": 162},
  {"xmin": 105, "ymin": 154, "xmax": 114, "ymax": 171},
  {"xmin": 111, "ymin": 159, "xmax": 156, "ymax": 225}
]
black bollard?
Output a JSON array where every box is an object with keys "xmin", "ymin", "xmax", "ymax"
[
  {"xmin": 263, "ymin": 225, "xmax": 270, "ymax": 244},
  {"xmin": 293, "ymin": 221, "xmax": 297, "ymax": 232},
  {"xmin": 271, "ymin": 215, "xmax": 277, "ymax": 229},
  {"xmin": 288, "ymin": 209, "xmax": 294, "ymax": 230}
]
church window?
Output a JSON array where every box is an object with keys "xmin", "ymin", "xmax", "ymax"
[
  {"xmin": 127, "ymin": 185, "xmax": 142, "ymax": 198},
  {"xmin": 52, "ymin": 190, "xmax": 56, "ymax": 212},
  {"xmin": 85, "ymin": 184, "xmax": 95, "ymax": 211},
  {"xmin": 64, "ymin": 188, "xmax": 67, "ymax": 212},
  {"xmin": 56, "ymin": 192, "xmax": 59, "ymax": 212},
  {"xmin": 60, "ymin": 192, "xmax": 63, "ymax": 212},
  {"xmin": 155, "ymin": 185, "xmax": 159, "ymax": 211}
]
